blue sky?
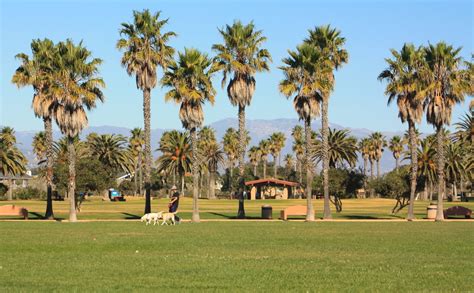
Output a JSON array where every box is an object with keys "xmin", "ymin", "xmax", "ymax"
[{"xmin": 1, "ymin": 0, "xmax": 472, "ymax": 133}]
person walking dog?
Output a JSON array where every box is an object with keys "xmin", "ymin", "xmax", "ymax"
[{"xmin": 168, "ymin": 186, "xmax": 181, "ymax": 223}]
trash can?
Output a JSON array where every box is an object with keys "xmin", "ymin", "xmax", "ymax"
[
  {"xmin": 426, "ymin": 204, "xmax": 437, "ymax": 219},
  {"xmin": 261, "ymin": 205, "xmax": 272, "ymax": 219}
]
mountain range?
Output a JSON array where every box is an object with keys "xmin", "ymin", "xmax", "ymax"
[{"xmin": 10, "ymin": 118, "xmax": 404, "ymax": 172}]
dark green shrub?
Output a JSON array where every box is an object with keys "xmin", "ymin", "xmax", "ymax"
[{"xmin": 14, "ymin": 186, "xmax": 46, "ymax": 200}]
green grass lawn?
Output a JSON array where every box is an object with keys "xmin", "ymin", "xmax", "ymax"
[
  {"xmin": 3, "ymin": 197, "xmax": 474, "ymax": 220},
  {"xmin": 0, "ymin": 221, "xmax": 472, "ymax": 291}
]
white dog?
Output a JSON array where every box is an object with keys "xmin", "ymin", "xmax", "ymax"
[
  {"xmin": 160, "ymin": 212, "xmax": 176, "ymax": 225},
  {"xmin": 141, "ymin": 212, "xmax": 163, "ymax": 225}
]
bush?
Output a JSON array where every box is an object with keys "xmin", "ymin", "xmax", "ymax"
[
  {"xmin": 14, "ymin": 186, "xmax": 46, "ymax": 200},
  {"xmin": 0, "ymin": 183, "xmax": 8, "ymax": 198},
  {"xmin": 313, "ymin": 168, "xmax": 365, "ymax": 199}
]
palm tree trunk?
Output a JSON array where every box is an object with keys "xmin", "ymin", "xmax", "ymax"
[
  {"xmin": 263, "ymin": 159, "xmax": 267, "ymax": 178},
  {"xmin": 190, "ymin": 128, "xmax": 200, "ymax": 222},
  {"xmin": 253, "ymin": 164, "xmax": 257, "ymax": 177},
  {"xmin": 435, "ymin": 127, "xmax": 445, "ymax": 221},
  {"xmin": 206, "ymin": 169, "xmax": 210, "ymax": 199},
  {"xmin": 304, "ymin": 118, "xmax": 315, "ymax": 221},
  {"xmin": 138, "ymin": 151, "xmax": 143, "ymax": 196},
  {"xmin": 370, "ymin": 160, "xmax": 374, "ymax": 179},
  {"xmin": 273, "ymin": 155, "xmax": 277, "ymax": 178},
  {"xmin": 209, "ymin": 170, "xmax": 216, "ymax": 199},
  {"xmin": 407, "ymin": 121, "xmax": 418, "ymax": 221},
  {"xmin": 133, "ymin": 159, "xmax": 138, "ymax": 195},
  {"xmin": 67, "ymin": 136, "xmax": 77, "ymax": 222},
  {"xmin": 6, "ymin": 172, "xmax": 12, "ymax": 201},
  {"xmin": 395, "ymin": 156, "xmax": 399, "ymax": 172},
  {"xmin": 376, "ymin": 159, "xmax": 381, "ymax": 178},
  {"xmin": 143, "ymin": 89, "xmax": 152, "ymax": 214},
  {"xmin": 321, "ymin": 99, "xmax": 331, "ymax": 220},
  {"xmin": 238, "ymin": 105, "xmax": 246, "ymax": 186},
  {"xmin": 429, "ymin": 180, "xmax": 433, "ymax": 201},
  {"xmin": 181, "ymin": 174, "xmax": 185, "ymax": 195},
  {"xmin": 363, "ymin": 158, "xmax": 368, "ymax": 177},
  {"xmin": 44, "ymin": 117, "xmax": 54, "ymax": 219},
  {"xmin": 298, "ymin": 159, "xmax": 302, "ymax": 184}
]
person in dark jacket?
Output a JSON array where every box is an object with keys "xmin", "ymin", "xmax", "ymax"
[{"xmin": 168, "ymin": 185, "xmax": 181, "ymax": 223}]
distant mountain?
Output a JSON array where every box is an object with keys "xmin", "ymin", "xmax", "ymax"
[{"xmin": 10, "ymin": 118, "xmax": 404, "ymax": 172}]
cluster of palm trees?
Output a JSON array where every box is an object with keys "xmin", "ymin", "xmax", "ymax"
[
  {"xmin": 6, "ymin": 9, "xmax": 472, "ymax": 223},
  {"xmin": 247, "ymin": 132, "xmax": 286, "ymax": 178},
  {"xmin": 378, "ymin": 43, "xmax": 472, "ymax": 221}
]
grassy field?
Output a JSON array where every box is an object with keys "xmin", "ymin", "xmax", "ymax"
[
  {"xmin": 3, "ymin": 197, "xmax": 474, "ymax": 220},
  {"xmin": 0, "ymin": 221, "xmax": 473, "ymax": 291}
]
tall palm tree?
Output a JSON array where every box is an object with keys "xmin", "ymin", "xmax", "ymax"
[
  {"xmin": 421, "ymin": 42, "xmax": 469, "ymax": 221},
  {"xmin": 157, "ymin": 130, "xmax": 191, "ymax": 194},
  {"xmin": 12, "ymin": 38, "xmax": 57, "ymax": 219},
  {"xmin": 129, "ymin": 128, "xmax": 144, "ymax": 195},
  {"xmin": 269, "ymin": 132, "xmax": 286, "ymax": 177},
  {"xmin": 358, "ymin": 138, "xmax": 371, "ymax": 177},
  {"xmin": 248, "ymin": 146, "xmax": 261, "ymax": 177},
  {"xmin": 162, "ymin": 48, "xmax": 215, "ymax": 223},
  {"xmin": 378, "ymin": 43, "xmax": 424, "ymax": 220},
  {"xmin": 117, "ymin": 9, "xmax": 176, "ymax": 214},
  {"xmin": 279, "ymin": 43, "xmax": 329, "ymax": 221},
  {"xmin": 369, "ymin": 132, "xmax": 386, "ymax": 178},
  {"xmin": 222, "ymin": 128, "xmax": 239, "ymax": 179},
  {"xmin": 312, "ymin": 128, "xmax": 358, "ymax": 168},
  {"xmin": 305, "ymin": 25, "xmax": 349, "ymax": 220},
  {"xmin": 0, "ymin": 127, "xmax": 27, "ymax": 200},
  {"xmin": 212, "ymin": 20, "xmax": 271, "ymax": 189},
  {"xmin": 52, "ymin": 40, "xmax": 105, "ymax": 222},
  {"xmin": 388, "ymin": 136, "xmax": 404, "ymax": 171},
  {"xmin": 258, "ymin": 139, "xmax": 271, "ymax": 179}
]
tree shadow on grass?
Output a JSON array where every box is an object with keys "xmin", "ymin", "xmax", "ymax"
[
  {"xmin": 122, "ymin": 212, "xmax": 140, "ymax": 219},
  {"xmin": 208, "ymin": 212, "xmax": 267, "ymax": 220},
  {"xmin": 340, "ymin": 215, "xmax": 383, "ymax": 220}
]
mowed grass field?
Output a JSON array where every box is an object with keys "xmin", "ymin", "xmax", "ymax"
[
  {"xmin": 0, "ymin": 221, "xmax": 473, "ymax": 291},
  {"xmin": 3, "ymin": 197, "xmax": 474, "ymax": 220}
]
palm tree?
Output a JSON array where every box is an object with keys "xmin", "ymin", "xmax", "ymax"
[
  {"xmin": 292, "ymin": 125, "xmax": 305, "ymax": 183},
  {"xmin": 212, "ymin": 20, "xmax": 272, "ymax": 189},
  {"xmin": 445, "ymin": 140, "xmax": 467, "ymax": 200},
  {"xmin": 12, "ymin": 38, "xmax": 57, "ymax": 219},
  {"xmin": 32, "ymin": 131, "xmax": 47, "ymax": 165},
  {"xmin": 201, "ymin": 141, "xmax": 225, "ymax": 199},
  {"xmin": 157, "ymin": 130, "xmax": 191, "ymax": 194},
  {"xmin": 369, "ymin": 132, "xmax": 386, "ymax": 178},
  {"xmin": 413, "ymin": 136, "xmax": 437, "ymax": 201},
  {"xmin": 269, "ymin": 132, "xmax": 286, "ymax": 177},
  {"xmin": 284, "ymin": 154, "xmax": 294, "ymax": 173},
  {"xmin": 388, "ymin": 136, "xmax": 404, "ymax": 171},
  {"xmin": 54, "ymin": 136, "xmax": 89, "ymax": 165},
  {"xmin": 52, "ymin": 40, "xmax": 105, "ymax": 222},
  {"xmin": 162, "ymin": 48, "xmax": 215, "ymax": 223},
  {"xmin": 129, "ymin": 128, "xmax": 144, "ymax": 195},
  {"xmin": 248, "ymin": 146, "xmax": 261, "ymax": 177},
  {"xmin": 117, "ymin": 9, "xmax": 176, "ymax": 214},
  {"xmin": 378, "ymin": 43, "xmax": 424, "ymax": 220},
  {"xmin": 198, "ymin": 126, "xmax": 218, "ymax": 199},
  {"xmin": 222, "ymin": 128, "xmax": 239, "ymax": 179},
  {"xmin": 279, "ymin": 43, "xmax": 329, "ymax": 221},
  {"xmin": 258, "ymin": 139, "xmax": 271, "ymax": 179},
  {"xmin": 454, "ymin": 112, "xmax": 473, "ymax": 143},
  {"xmin": 312, "ymin": 128, "xmax": 358, "ymax": 168},
  {"xmin": 89, "ymin": 134, "xmax": 132, "ymax": 173},
  {"xmin": 421, "ymin": 42, "xmax": 469, "ymax": 221},
  {"xmin": 305, "ymin": 25, "xmax": 349, "ymax": 220},
  {"xmin": 0, "ymin": 127, "xmax": 27, "ymax": 200},
  {"xmin": 358, "ymin": 138, "xmax": 371, "ymax": 177}
]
